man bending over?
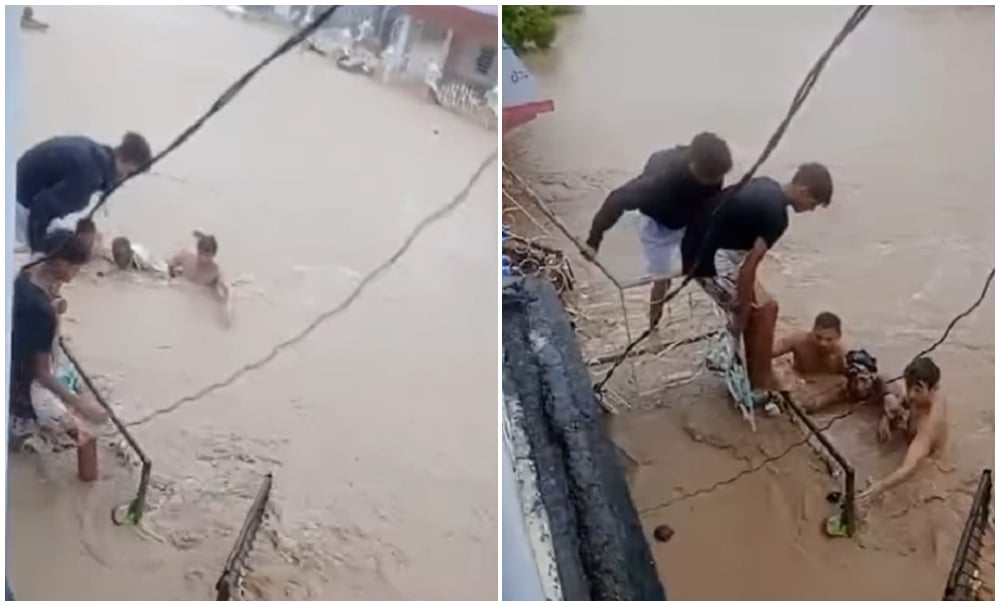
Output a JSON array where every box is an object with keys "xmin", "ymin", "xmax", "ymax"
[
  {"xmin": 682, "ymin": 163, "xmax": 833, "ymax": 402},
  {"xmin": 585, "ymin": 132, "xmax": 733, "ymax": 331}
]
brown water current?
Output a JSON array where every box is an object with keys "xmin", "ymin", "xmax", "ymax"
[
  {"xmin": 505, "ymin": 5, "xmax": 994, "ymax": 600},
  {"xmin": 8, "ymin": 6, "xmax": 496, "ymax": 600}
]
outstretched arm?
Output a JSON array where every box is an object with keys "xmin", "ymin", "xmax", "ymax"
[
  {"xmin": 586, "ymin": 175, "xmax": 659, "ymax": 251},
  {"xmin": 772, "ymin": 334, "xmax": 797, "ymax": 358},
  {"xmin": 859, "ymin": 427, "xmax": 932, "ymax": 501}
]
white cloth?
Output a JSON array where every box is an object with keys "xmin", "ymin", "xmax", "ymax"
[
  {"xmin": 695, "ymin": 249, "xmax": 750, "ymax": 316},
  {"xmin": 638, "ymin": 214, "xmax": 684, "ymax": 280}
]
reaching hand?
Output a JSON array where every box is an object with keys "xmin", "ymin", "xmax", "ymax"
[{"xmin": 581, "ymin": 242, "xmax": 598, "ymax": 261}]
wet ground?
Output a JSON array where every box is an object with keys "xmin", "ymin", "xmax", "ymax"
[
  {"xmin": 9, "ymin": 6, "xmax": 496, "ymax": 600},
  {"xmin": 504, "ymin": 5, "xmax": 993, "ymax": 599}
]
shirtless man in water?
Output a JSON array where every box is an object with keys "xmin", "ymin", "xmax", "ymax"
[
  {"xmin": 170, "ymin": 231, "xmax": 232, "ymax": 320},
  {"xmin": 858, "ymin": 356, "xmax": 948, "ymax": 502},
  {"xmin": 773, "ymin": 311, "xmax": 846, "ymax": 375}
]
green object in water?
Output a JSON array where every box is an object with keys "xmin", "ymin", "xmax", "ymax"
[{"xmin": 824, "ymin": 511, "xmax": 850, "ymax": 538}]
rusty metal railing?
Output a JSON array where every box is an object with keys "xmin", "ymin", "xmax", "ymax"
[
  {"xmin": 216, "ymin": 473, "xmax": 274, "ymax": 600},
  {"xmin": 944, "ymin": 469, "xmax": 993, "ymax": 600},
  {"xmin": 59, "ymin": 339, "xmax": 152, "ymax": 526},
  {"xmin": 783, "ymin": 394, "xmax": 856, "ymax": 537}
]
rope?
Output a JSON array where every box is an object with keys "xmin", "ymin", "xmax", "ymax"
[
  {"xmin": 593, "ymin": 5, "xmax": 873, "ymax": 393},
  {"xmin": 638, "ymin": 267, "xmax": 994, "ymax": 513},
  {"xmin": 22, "ymin": 5, "xmax": 343, "ymax": 270},
  {"xmin": 118, "ymin": 148, "xmax": 497, "ymax": 430}
]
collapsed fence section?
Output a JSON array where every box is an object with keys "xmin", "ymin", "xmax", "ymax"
[
  {"xmin": 216, "ymin": 473, "xmax": 275, "ymax": 601},
  {"xmin": 944, "ymin": 469, "xmax": 994, "ymax": 601}
]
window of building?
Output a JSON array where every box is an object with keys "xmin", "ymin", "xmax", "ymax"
[{"xmin": 475, "ymin": 46, "xmax": 497, "ymax": 75}]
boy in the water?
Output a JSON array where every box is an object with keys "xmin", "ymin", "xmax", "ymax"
[
  {"xmin": 108, "ymin": 236, "xmax": 167, "ymax": 275},
  {"xmin": 169, "ymin": 231, "xmax": 232, "ymax": 320},
  {"xmin": 169, "ymin": 232, "xmax": 227, "ymax": 294},
  {"xmin": 773, "ymin": 311, "xmax": 846, "ymax": 375},
  {"xmin": 858, "ymin": 356, "xmax": 949, "ymax": 502}
]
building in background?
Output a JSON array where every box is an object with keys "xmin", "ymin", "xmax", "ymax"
[
  {"xmin": 501, "ymin": 39, "xmax": 554, "ymax": 133},
  {"xmin": 236, "ymin": 5, "xmax": 497, "ymax": 127}
]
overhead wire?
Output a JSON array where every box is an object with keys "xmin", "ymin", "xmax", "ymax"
[{"xmin": 22, "ymin": 5, "xmax": 343, "ymax": 270}]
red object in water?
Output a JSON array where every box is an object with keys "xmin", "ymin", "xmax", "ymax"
[{"xmin": 77, "ymin": 437, "xmax": 98, "ymax": 482}]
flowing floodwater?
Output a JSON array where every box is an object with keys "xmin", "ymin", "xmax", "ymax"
[
  {"xmin": 8, "ymin": 6, "xmax": 496, "ymax": 600},
  {"xmin": 505, "ymin": 5, "xmax": 993, "ymax": 599}
]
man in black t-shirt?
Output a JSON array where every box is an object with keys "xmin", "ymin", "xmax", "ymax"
[
  {"xmin": 584, "ymin": 132, "xmax": 733, "ymax": 330},
  {"xmin": 681, "ymin": 163, "xmax": 833, "ymax": 398},
  {"xmin": 9, "ymin": 232, "xmax": 105, "ymax": 448}
]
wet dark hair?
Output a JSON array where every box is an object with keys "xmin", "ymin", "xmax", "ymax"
[
  {"xmin": 44, "ymin": 231, "xmax": 90, "ymax": 265},
  {"xmin": 111, "ymin": 237, "xmax": 134, "ymax": 269},
  {"xmin": 813, "ymin": 311, "xmax": 841, "ymax": 334},
  {"xmin": 194, "ymin": 231, "xmax": 218, "ymax": 257},
  {"xmin": 115, "ymin": 131, "xmax": 152, "ymax": 169},
  {"xmin": 904, "ymin": 356, "xmax": 941, "ymax": 390},
  {"xmin": 75, "ymin": 217, "xmax": 97, "ymax": 235},
  {"xmin": 792, "ymin": 162, "xmax": 833, "ymax": 206},
  {"xmin": 688, "ymin": 132, "xmax": 732, "ymax": 182}
]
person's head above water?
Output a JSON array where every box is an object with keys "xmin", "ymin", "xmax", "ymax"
[
  {"xmin": 110, "ymin": 236, "xmax": 134, "ymax": 270},
  {"xmin": 845, "ymin": 349, "xmax": 879, "ymax": 400},
  {"xmin": 113, "ymin": 131, "xmax": 152, "ymax": 180},
  {"xmin": 75, "ymin": 217, "xmax": 98, "ymax": 252},
  {"xmin": 787, "ymin": 162, "xmax": 833, "ymax": 213},
  {"xmin": 40, "ymin": 231, "xmax": 90, "ymax": 282},
  {"xmin": 687, "ymin": 132, "xmax": 732, "ymax": 185},
  {"xmin": 193, "ymin": 231, "xmax": 218, "ymax": 260},
  {"xmin": 810, "ymin": 311, "xmax": 842, "ymax": 352},
  {"xmin": 903, "ymin": 356, "xmax": 941, "ymax": 406}
]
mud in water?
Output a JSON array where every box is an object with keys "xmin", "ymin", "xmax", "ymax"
[
  {"xmin": 505, "ymin": 5, "xmax": 993, "ymax": 599},
  {"xmin": 9, "ymin": 6, "xmax": 496, "ymax": 600}
]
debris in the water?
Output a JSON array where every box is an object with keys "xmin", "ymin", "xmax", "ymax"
[{"xmin": 653, "ymin": 524, "xmax": 674, "ymax": 542}]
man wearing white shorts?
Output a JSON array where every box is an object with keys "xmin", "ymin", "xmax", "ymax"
[
  {"xmin": 682, "ymin": 163, "xmax": 834, "ymax": 398},
  {"xmin": 585, "ymin": 132, "xmax": 733, "ymax": 330}
]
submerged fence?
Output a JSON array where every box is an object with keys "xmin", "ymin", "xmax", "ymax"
[
  {"xmin": 944, "ymin": 469, "xmax": 994, "ymax": 601},
  {"xmin": 216, "ymin": 473, "xmax": 275, "ymax": 600},
  {"xmin": 60, "ymin": 339, "xmax": 152, "ymax": 526}
]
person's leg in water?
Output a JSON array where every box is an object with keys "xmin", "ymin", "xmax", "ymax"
[
  {"xmin": 649, "ymin": 278, "xmax": 670, "ymax": 330},
  {"xmin": 743, "ymin": 284, "xmax": 780, "ymax": 392}
]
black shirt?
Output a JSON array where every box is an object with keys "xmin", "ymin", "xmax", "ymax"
[
  {"xmin": 586, "ymin": 145, "xmax": 722, "ymax": 249},
  {"xmin": 9, "ymin": 271, "xmax": 57, "ymax": 421},
  {"xmin": 681, "ymin": 177, "xmax": 790, "ymax": 277},
  {"xmin": 16, "ymin": 136, "xmax": 116, "ymax": 251}
]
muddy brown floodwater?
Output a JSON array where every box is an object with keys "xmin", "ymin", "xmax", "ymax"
[
  {"xmin": 505, "ymin": 5, "xmax": 994, "ymax": 600},
  {"xmin": 8, "ymin": 6, "xmax": 496, "ymax": 600}
]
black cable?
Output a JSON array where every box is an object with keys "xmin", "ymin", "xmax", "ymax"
[
  {"xmin": 116, "ymin": 148, "xmax": 497, "ymax": 431},
  {"xmin": 22, "ymin": 6, "xmax": 342, "ymax": 270},
  {"xmin": 638, "ymin": 267, "xmax": 994, "ymax": 513},
  {"xmin": 887, "ymin": 268, "xmax": 995, "ymax": 383},
  {"xmin": 594, "ymin": 6, "xmax": 873, "ymax": 393},
  {"xmin": 640, "ymin": 407, "xmax": 855, "ymax": 515}
]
